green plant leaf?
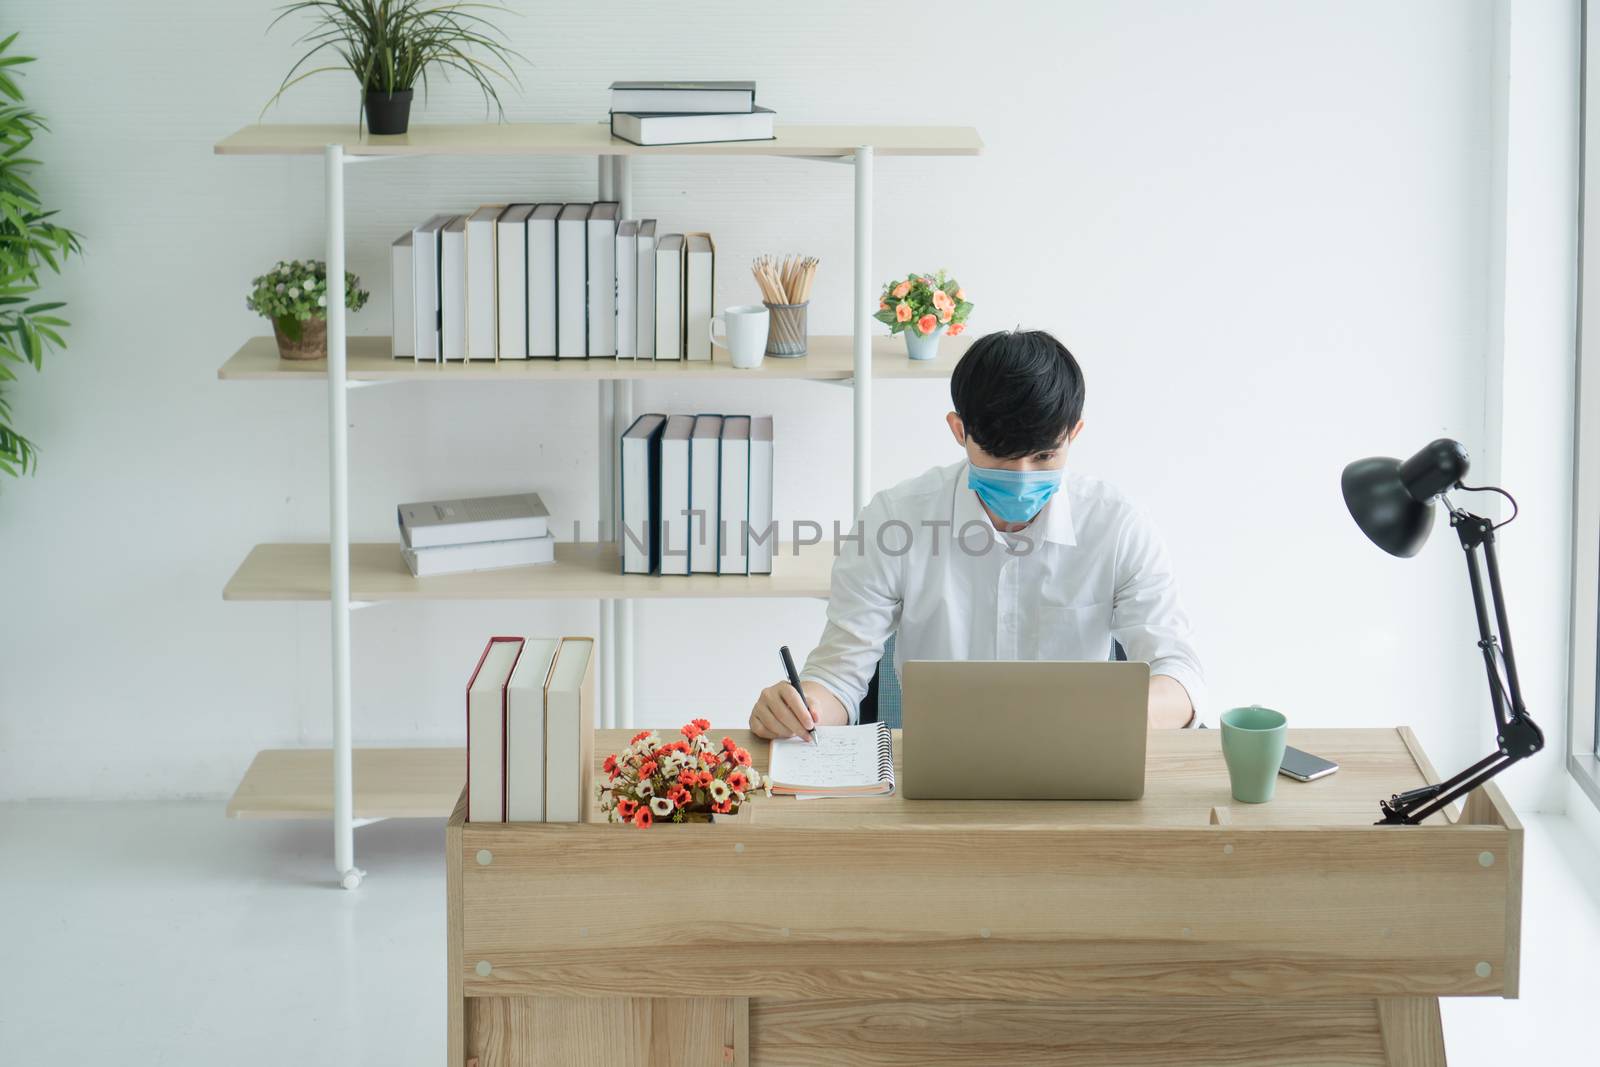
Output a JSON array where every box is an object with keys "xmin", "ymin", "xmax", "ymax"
[
  {"xmin": 0, "ymin": 387, "xmax": 37, "ymax": 477},
  {"xmin": 264, "ymin": 0, "xmax": 526, "ymax": 118},
  {"xmin": 0, "ymin": 33, "xmax": 79, "ymax": 480}
]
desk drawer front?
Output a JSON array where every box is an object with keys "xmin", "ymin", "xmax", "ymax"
[{"xmin": 458, "ymin": 823, "xmax": 1512, "ymax": 1001}]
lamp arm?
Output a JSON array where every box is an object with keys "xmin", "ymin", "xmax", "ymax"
[
  {"xmin": 1377, "ymin": 507, "xmax": 1545, "ymax": 825},
  {"xmin": 1480, "ymin": 528, "xmax": 1529, "ymax": 730}
]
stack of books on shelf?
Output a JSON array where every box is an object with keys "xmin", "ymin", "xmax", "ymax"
[
  {"xmin": 608, "ymin": 80, "xmax": 775, "ymax": 147},
  {"xmin": 398, "ymin": 492, "xmax": 553, "ymax": 577},
  {"xmin": 620, "ymin": 413, "xmax": 774, "ymax": 576},
  {"xmin": 466, "ymin": 635, "xmax": 594, "ymax": 823},
  {"xmin": 390, "ymin": 207, "xmax": 715, "ymax": 362}
]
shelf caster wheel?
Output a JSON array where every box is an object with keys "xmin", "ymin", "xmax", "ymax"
[{"xmin": 339, "ymin": 867, "xmax": 366, "ymax": 891}]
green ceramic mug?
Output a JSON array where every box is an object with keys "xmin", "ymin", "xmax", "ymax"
[{"xmin": 1220, "ymin": 705, "xmax": 1288, "ymax": 804}]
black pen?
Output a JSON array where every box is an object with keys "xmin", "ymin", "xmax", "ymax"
[{"xmin": 779, "ymin": 645, "xmax": 815, "ymax": 742}]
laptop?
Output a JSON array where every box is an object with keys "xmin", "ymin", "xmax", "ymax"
[{"xmin": 898, "ymin": 660, "xmax": 1150, "ymax": 800}]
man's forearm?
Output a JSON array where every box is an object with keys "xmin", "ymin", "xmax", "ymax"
[
  {"xmin": 801, "ymin": 681, "xmax": 850, "ymax": 726},
  {"xmin": 1148, "ymin": 674, "xmax": 1195, "ymax": 729}
]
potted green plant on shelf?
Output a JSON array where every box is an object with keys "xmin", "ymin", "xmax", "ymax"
[
  {"xmin": 0, "ymin": 33, "xmax": 82, "ymax": 482},
  {"xmin": 874, "ymin": 270, "xmax": 973, "ymax": 361},
  {"xmin": 266, "ymin": 0, "xmax": 524, "ymax": 135},
  {"xmin": 247, "ymin": 260, "xmax": 369, "ymax": 361}
]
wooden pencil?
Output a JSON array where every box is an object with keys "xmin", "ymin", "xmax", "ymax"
[{"xmin": 752, "ymin": 253, "xmax": 820, "ymax": 304}]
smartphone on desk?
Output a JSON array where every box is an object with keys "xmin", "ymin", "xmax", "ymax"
[{"xmin": 1279, "ymin": 745, "xmax": 1339, "ymax": 782}]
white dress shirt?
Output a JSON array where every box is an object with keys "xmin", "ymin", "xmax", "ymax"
[{"xmin": 801, "ymin": 461, "xmax": 1207, "ymax": 724}]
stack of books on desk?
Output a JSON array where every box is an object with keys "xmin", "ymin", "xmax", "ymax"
[
  {"xmin": 466, "ymin": 635, "xmax": 594, "ymax": 823},
  {"xmin": 608, "ymin": 80, "xmax": 776, "ymax": 146},
  {"xmin": 398, "ymin": 492, "xmax": 554, "ymax": 577}
]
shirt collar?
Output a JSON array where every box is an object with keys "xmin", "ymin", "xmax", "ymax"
[{"xmin": 948, "ymin": 464, "xmax": 1078, "ymax": 547}]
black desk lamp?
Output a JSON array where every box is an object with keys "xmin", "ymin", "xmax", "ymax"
[{"xmin": 1341, "ymin": 438, "xmax": 1544, "ymax": 825}]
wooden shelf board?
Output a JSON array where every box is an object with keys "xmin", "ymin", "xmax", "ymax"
[
  {"xmin": 223, "ymin": 541, "xmax": 834, "ymax": 602},
  {"xmin": 215, "ymin": 123, "xmax": 982, "ymax": 158},
  {"xmin": 218, "ymin": 334, "xmax": 968, "ymax": 382},
  {"xmin": 227, "ymin": 746, "xmax": 464, "ymax": 819}
]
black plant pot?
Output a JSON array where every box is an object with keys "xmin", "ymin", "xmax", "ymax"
[{"xmin": 364, "ymin": 89, "xmax": 413, "ymax": 135}]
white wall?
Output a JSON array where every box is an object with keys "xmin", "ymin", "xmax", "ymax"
[{"xmin": 0, "ymin": 0, "xmax": 1533, "ymax": 803}]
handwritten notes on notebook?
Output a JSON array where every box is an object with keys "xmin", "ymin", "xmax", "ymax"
[{"xmin": 768, "ymin": 722, "xmax": 895, "ymax": 796}]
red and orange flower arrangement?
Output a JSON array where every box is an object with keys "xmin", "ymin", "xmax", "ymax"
[{"xmin": 597, "ymin": 719, "xmax": 766, "ymax": 827}]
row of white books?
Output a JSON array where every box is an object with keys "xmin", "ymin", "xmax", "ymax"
[
  {"xmin": 391, "ymin": 205, "xmax": 715, "ymax": 362},
  {"xmin": 466, "ymin": 635, "xmax": 594, "ymax": 823},
  {"xmin": 397, "ymin": 492, "xmax": 553, "ymax": 577},
  {"xmin": 620, "ymin": 414, "xmax": 774, "ymax": 576}
]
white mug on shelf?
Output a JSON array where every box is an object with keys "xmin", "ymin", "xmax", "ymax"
[{"xmin": 710, "ymin": 304, "xmax": 770, "ymax": 369}]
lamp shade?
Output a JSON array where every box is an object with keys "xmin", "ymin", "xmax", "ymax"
[{"xmin": 1341, "ymin": 439, "xmax": 1470, "ymax": 558}]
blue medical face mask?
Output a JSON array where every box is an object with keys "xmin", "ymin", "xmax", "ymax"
[{"xmin": 966, "ymin": 462, "xmax": 1063, "ymax": 523}]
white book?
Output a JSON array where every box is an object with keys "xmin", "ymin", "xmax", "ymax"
[
  {"xmin": 467, "ymin": 637, "xmax": 524, "ymax": 822},
  {"xmin": 610, "ymin": 107, "xmax": 775, "ymax": 147},
  {"xmin": 402, "ymin": 533, "xmax": 555, "ymax": 578},
  {"xmin": 659, "ymin": 415, "xmax": 694, "ymax": 576},
  {"xmin": 615, "ymin": 220, "xmax": 638, "ymax": 358},
  {"xmin": 411, "ymin": 215, "xmax": 450, "ymax": 362},
  {"xmin": 719, "ymin": 416, "xmax": 751, "ymax": 575},
  {"xmin": 440, "ymin": 216, "xmax": 467, "ymax": 360},
  {"xmin": 544, "ymin": 636, "xmax": 595, "ymax": 823},
  {"xmin": 504, "ymin": 637, "xmax": 559, "ymax": 821},
  {"xmin": 465, "ymin": 206, "xmax": 500, "ymax": 360},
  {"xmin": 654, "ymin": 234, "xmax": 684, "ymax": 361},
  {"xmin": 636, "ymin": 220, "xmax": 657, "ymax": 360},
  {"xmin": 587, "ymin": 202, "xmax": 619, "ymax": 356},
  {"xmin": 621, "ymin": 413, "xmax": 666, "ymax": 574},
  {"xmin": 748, "ymin": 415, "xmax": 774, "ymax": 574},
  {"xmin": 689, "ymin": 414, "xmax": 722, "ymax": 574},
  {"xmin": 390, "ymin": 232, "xmax": 414, "ymax": 358},
  {"xmin": 556, "ymin": 203, "xmax": 589, "ymax": 358},
  {"xmin": 527, "ymin": 204, "xmax": 561, "ymax": 357},
  {"xmin": 609, "ymin": 80, "xmax": 756, "ymax": 114},
  {"xmin": 496, "ymin": 204, "xmax": 534, "ymax": 359},
  {"xmin": 684, "ymin": 233, "xmax": 714, "ymax": 361},
  {"xmin": 397, "ymin": 492, "xmax": 550, "ymax": 549}
]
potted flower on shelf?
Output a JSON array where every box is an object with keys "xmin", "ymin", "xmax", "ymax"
[
  {"xmin": 874, "ymin": 269, "xmax": 973, "ymax": 360},
  {"xmin": 598, "ymin": 719, "xmax": 766, "ymax": 827},
  {"xmin": 246, "ymin": 259, "xmax": 369, "ymax": 361},
  {"xmin": 266, "ymin": 1, "xmax": 525, "ymax": 135}
]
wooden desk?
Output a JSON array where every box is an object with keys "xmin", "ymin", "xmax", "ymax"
[{"xmin": 446, "ymin": 728, "xmax": 1520, "ymax": 1066}]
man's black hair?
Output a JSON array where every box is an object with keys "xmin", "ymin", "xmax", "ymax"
[{"xmin": 949, "ymin": 329, "xmax": 1086, "ymax": 459}]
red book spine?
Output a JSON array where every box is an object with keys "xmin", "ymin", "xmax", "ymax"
[{"xmin": 465, "ymin": 636, "xmax": 525, "ymax": 822}]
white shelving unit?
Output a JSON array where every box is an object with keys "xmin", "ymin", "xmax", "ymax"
[{"xmin": 214, "ymin": 121, "xmax": 982, "ymax": 888}]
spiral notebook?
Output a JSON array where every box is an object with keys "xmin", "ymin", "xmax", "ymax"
[{"xmin": 767, "ymin": 723, "xmax": 896, "ymax": 796}]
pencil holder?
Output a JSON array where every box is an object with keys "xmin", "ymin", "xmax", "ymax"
[{"xmin": 764, "ymin": 301, "xmax": 808, "ymax": 357}]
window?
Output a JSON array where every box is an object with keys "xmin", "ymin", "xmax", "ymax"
[{"xmin": 1574, "ymin": 2, "xmax": 1600, "ymax": 806}]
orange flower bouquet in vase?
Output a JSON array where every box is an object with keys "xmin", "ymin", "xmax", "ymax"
[
  {"xmin": 597, "ymin": 719, "xmax": 766, "ymax": 827},
  {"xmin": 873, "ymin": 269, "xmax": 973, "ymax": 361}
]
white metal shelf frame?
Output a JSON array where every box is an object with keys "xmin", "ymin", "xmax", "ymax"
[{"xmin": 313, "ymin": 141, "xmax": 879, "ymax": 889}]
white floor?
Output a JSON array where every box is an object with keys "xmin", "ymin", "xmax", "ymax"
[{"xmin": 2, "ymin": 803, "xmax": 1597, "ymax": 1065}]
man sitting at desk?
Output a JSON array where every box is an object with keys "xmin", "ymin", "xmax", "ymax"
[{"xmin": 749, "ymin": 328, "xmax": 1205, "ymax": 738}]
